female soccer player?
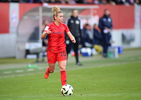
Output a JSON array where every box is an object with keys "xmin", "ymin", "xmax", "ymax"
[{"xmin": 41, "ymin": 6, "xmax": 76, "ymax": 86}]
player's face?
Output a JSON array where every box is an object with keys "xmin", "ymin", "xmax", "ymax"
[
  {"xmin": 56, "ymin": 13, "xmax": 64, "ymax": 23},
  {"xmin": 105, "ymin": 10, "xmax": 110, "ymax": 16},
  {"xmin": 94, "ymin": 24, "xmax": 98, "ymax": 29},
  {"xmin": 72, "ymin": 10, "xmax": 78, "ymax": 18}
]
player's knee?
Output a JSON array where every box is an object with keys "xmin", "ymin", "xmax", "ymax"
[
  {"xmin": 60, "ymin": 66, "xmax": 66, "ymax": 71},
  {"xmin": 50, "ymin": 70, "xmax": 54, "ymax": 73},
  {"xmin": 59, "ymin": 61, "xmax": 66, "ymax": 71},
  {"xmin": 49, "ymin": 68, "xmax": 55, "ymax": 73}
]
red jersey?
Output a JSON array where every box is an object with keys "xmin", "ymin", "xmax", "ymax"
[{"xmin": 44, "ymin": 21, "xmax": 70, "ymax": 53}]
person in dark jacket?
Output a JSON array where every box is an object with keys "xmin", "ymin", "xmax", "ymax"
[
  {"xmin": 42, "ymin": 20, "xmax": 48, "ymax": 46},
  {"xmin": 93, "ymin": 24, "xmax": 103, "ymax": 45},
  {"xmin": 99, "ymin": 9, "xmax": 113, "ymax": 57},
  {"xmin": 82, "ymin": 23, "xmax": 92, "ymax": 47},
  {"xmin": 93, "ymin": 24, "xmax": 103, "ymax": 53},
  {"xmin": 65, "ymin": 9, "xmax": 83, "ymax": 66}
]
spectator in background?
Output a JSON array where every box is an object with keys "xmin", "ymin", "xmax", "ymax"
[
  {"xmin": 109, "ymin": 0, "xmax": 116, "ymax": 5},
  {"xmin": 84, "ymin": 0, "xmax": 92, "ymax": 3},
  {"xmin": 42, "ymin": 20, "xmax": 48, "ymax": 46},
  {"xmin": 48, "ymin": 0, "xmax": 61, "ymax": 3},
  {"xmin": 42, "ymin": 20, "xmax": 48, "ymax": 61},
  {"xmin": 82, "ymin": 23, "xmax": 92, "ymax": 47},
  {"xmin": 99, "ymin": 9, "xmax": 113, "ymax": 57},
  {"xmin": 11, "ymin": 0, "xmax": 19, "ymax": 2},
  {"xmin": 93, "ymin": 24, "xmax": 103, "ymax": 53},
  {"xmin": 134, "ymin": 0, "xmax": 140, "ymax": 5},
  {"xmin": 93, "ymin": 0, "xmax": 100, "ymax": 4},
  {"xmin": 0, "ymin": 0, "xmax": 10, "ymax": 2},
  {"xmin": 33, "ymin": 0, "xmax": 43, "ymax": 3},
  {"xmin": 113, "ymin": 0, "xmax": 125, "ymax": 4},
  {"xmin": 44, "ymin": 0, "xmax": 76, "ymax": 4},
  {"xmin": 93, "ymin": 24, "xmax": 103, "ymax": 46},
  {"xmin": 64, "ymin": 0, "xmax": 76, "ymax": 4},
  {"xmin": 101, "ymin": 0, "xmax": 108, "ymax": 4},
  {"xmin": 65, "ymin": 9, "xmax": 83, "ymax": 66},
  {"xmin": 127, "ymin": 0, "xmax": 134, "ymax": 4},
  {"xmin": 75, "ymin": 0, "xmax": 84, "ymax": 3}
]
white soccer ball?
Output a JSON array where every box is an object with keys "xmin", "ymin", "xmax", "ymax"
[{"xmin": 61, "ymin": 84, "xmax": 74, "ymax": 96}]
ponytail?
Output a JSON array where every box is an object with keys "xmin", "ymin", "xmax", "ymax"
[{"xmin": 52, "ymin": 6, "xmax": 62, "ymax": 20}]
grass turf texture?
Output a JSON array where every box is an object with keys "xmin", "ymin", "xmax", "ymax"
[{"xmin": 0, "ymin": 48, "xmax": 141, "ymax": 100}]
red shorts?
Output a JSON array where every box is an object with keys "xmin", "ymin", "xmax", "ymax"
[{"xmin": 47, "ymin": 50, "xmax": 67, "ymax": 63}]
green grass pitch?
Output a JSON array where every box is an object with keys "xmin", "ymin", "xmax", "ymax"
[{"xmin": 0, "ymin": 48, "xmax": 141, "ymax": 100}]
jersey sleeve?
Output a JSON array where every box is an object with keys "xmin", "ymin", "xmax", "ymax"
[
  {"xmin": 65, "ymin": 24, "xmax": 70, "ymax": 33},
  {"xmin": 44, "ymin": 25, "xmax": 50, "ymax": 32}
]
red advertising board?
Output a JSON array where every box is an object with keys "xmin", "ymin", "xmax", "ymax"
[
  {"xmin": 19, "ymin": 3, "xmax": 41, "ymax": 20},
  {"xmin": 97, "ymin": 5, "xmax": 134, "ymax": 29},
  {"xmin": 0, "ymin": 4, "xmax": 137, "ymax": 34},
  {"xmin": 79, "ymin": 5, "xmax": 134, "ymax": 29},
  {"xmin": 0, "ymin": 3, "xmax": 9, "ymax": 34}
]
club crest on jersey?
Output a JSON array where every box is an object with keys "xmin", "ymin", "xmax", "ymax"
[
  {"xmin": 76, "ymin": 20, "xmax": 79, "ymax": 24},
  {"xmin": 49, "ymin": 58, "xmax": 51, "ymax": 62},
  {"xmin": 108, "ymin": 18, "xmax": 111, "ymax": 22},
  {"xmin": 61, "ymin": 27, "xmax": 64, "ymax": 30}
]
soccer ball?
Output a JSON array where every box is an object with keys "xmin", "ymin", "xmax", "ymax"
[{"xmin": 61, "ymin": 84, "xmax": 74, "ymax": 96}]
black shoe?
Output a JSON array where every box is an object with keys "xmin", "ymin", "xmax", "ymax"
[
  {"xmin": 103, "ymin": 53, "xmax": 107, "ymax": 58},
  {"xmin": 76, "ymin": 62, "xmax": 83, "ymax": 66},
  {"xmin": 103, "ymin": 55, "xmax": 108, "ymax": 58}
]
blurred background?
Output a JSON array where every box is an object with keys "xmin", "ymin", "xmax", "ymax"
[
  {"xmin": 0, "ymin": 1, "xmax": 141, "ymax": 99},
  {"xmin": 0, "ymin": 1, "xmax": 141, "ymax": 59}
]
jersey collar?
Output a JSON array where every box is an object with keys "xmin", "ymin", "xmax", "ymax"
[{"xmin": 53, "ymin": 21, "xmax": 61, "ymax": 27}]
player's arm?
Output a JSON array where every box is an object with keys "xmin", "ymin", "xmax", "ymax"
[
  {"xmin": 66, "ymin": 31, "xmax": 76, "ymax": 43},
  {"xmin": 41, "ymin": 26, "xmax": 51, "ymax": 39}
]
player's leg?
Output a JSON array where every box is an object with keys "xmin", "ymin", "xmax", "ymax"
[
  {"xmin": 57, "ymin": 51, "xmax": 67, "ymax": 86},
  {"xmin": 44, "ymin": 51, "xmax": 57, "ymax": 79},
  {"xmin": 74, "ymin": 37, "xmax": 82, "ymax": 65},
  {"xmin": 74, "ymin": 37, "xmax": 79, "ymax": 63},
  {"xmin": 58, "ymin": 60, "xmax": 67, "ymax": 86},
  {"xmin": 103, "ymin": 34, "xmax": 109, "ymax": 57},
  {"xmin": 44, "ymin": 63, "xmax": 56, "ymax": 79}
]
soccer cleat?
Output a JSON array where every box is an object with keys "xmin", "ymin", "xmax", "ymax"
[
  {"xmin": 103, "ymin": 53, "xmax": 108, "ymax": 58},
  {"xmin": 44, "ymin": 67, "xmax": 49, "ymax": 79},
  {"xmin": 76, "ymin": 62, "xmax": 83, "ymax": 66}
]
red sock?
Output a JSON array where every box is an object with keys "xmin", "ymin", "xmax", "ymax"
[
  {"xmin": 47, "ymin": 67, "xmax": 50, "ymax": 73},
  {"xmin": 60, "ymin": 71, "xmax": 67, "ymax": 86},
  {"xmin": 44, "ymin": 67, "xmax": 50, "ymax": 79}
]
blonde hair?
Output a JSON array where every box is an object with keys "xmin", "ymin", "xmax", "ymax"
[{"xmin": 52, "ymin": 6, "xmax": 62, "ymax": 20}]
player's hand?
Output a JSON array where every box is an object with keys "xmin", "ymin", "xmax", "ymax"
[
  {"xmin": 46, "ymin": 29, "xmax": 51, "ymax": 34},
  {"xmin": 44, "ymin": 40, "xmax": 48, "ymax": 44},
  {"xmin": 108, "ymin": 29, "xmax": 111, "ymax": 32},
  {"xmin": 71, "ymin": 38, "xmax": 76, "ymax": 43}
]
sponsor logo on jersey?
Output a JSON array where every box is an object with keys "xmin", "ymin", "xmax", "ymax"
[
  {"xmin": 53, "ymin": 31, "xmax": 63, "ymax": 34},
  {"xmin": 103, "ymin": 18, "xmax": 106, "ymax": 21},
  {"xmin": 71, "ymin": 20, "xmax": 74, "ymax": 23}
]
